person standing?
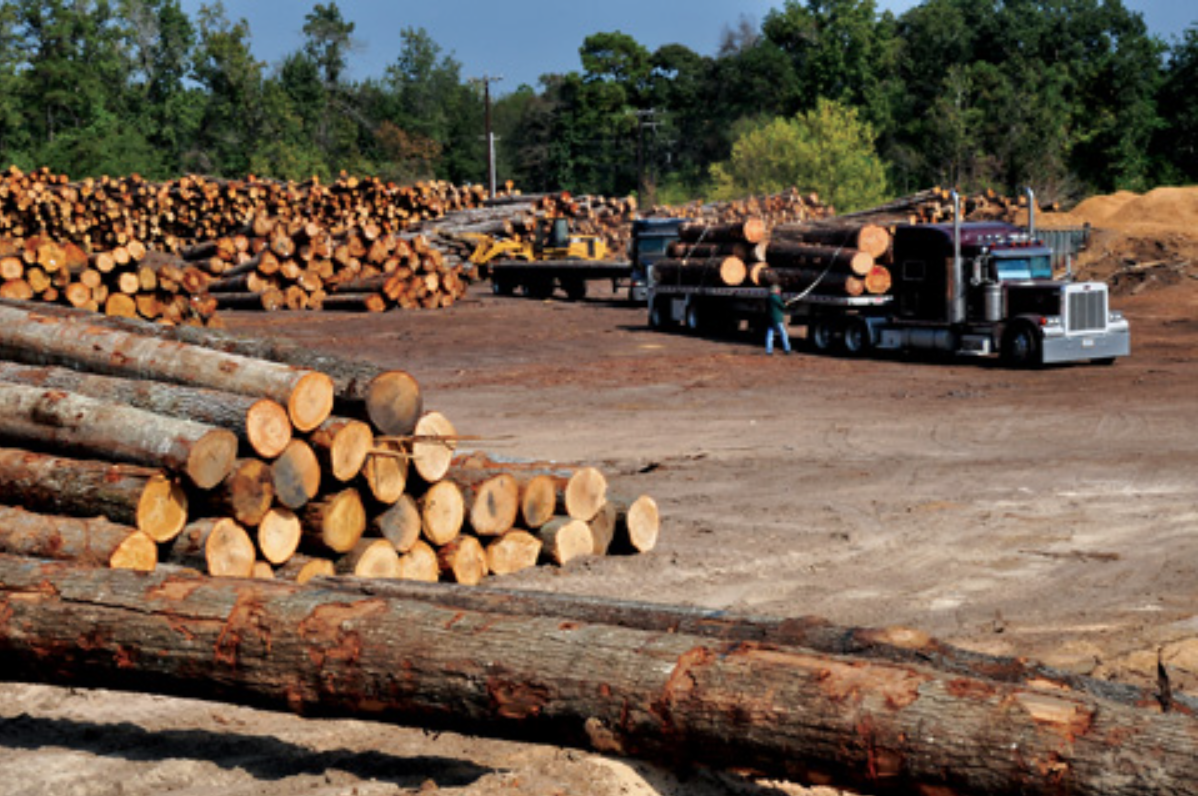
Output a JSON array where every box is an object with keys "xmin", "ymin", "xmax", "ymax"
[{"xmin": 765, "ymin": 284, "xmax": 792, "ymax": 355}]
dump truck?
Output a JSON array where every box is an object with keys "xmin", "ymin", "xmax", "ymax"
[
  {"xmin": 477, "ymin": 217, "xmax": 635, "ymax": 300},
  {"xmin": 643, "ymin": 193, "xmax": 1130, "ymax": 367}
]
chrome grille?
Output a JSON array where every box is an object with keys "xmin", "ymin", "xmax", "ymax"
[{"xmin": 1067, "ymin": 288, "xmax": 1107, "ymax": 333}]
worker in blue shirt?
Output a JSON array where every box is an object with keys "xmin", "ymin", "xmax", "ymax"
[{"xmin": 765, "ymin": 284, "xmax": 792, "ymax": 355}]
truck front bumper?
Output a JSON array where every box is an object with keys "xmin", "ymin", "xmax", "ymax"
[{"xmin": 1041, "ymin": 327, "xmax": 1131, "ymax": 364}]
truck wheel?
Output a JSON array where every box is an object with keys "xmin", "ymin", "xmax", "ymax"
[
  {"xmin": 526, "ymin": 279, "xmax": 554, "ymax": 300},
  {"xmin": 841, "ymin": 318, "xmax": 872, "ymax": 357},
  {"xmin": 809, "ymin": 319, "xmax": 836, "ymax": 354},
  {"xmin": 491, "ymin": 278, "xmax": 514, "ymax": 296},
  {"xmin": 648, "ymin": 298, "xmax": 670, "ymax": 329},
  {"xmin": 684, "ymin": 303, "xmax": 703, "ymax": 332},
  {"xmin": 1002, "ymin": 324, "xmax": 1041, "ymax": 368},
  {"xmin": 562, "ymin": 278, "xmax": 587, "ymax": 301}
]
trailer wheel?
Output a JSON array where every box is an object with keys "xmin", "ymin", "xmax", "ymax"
[
  {"xmin": 809, "ymin": 319, "xmax": 836, "ymax": 354},
  {"xmin": 1002, "ymin": 323, "xmax": 1041, "ymax": 368},
  {"xmin": 491, "ymin": 278, "xmax": 514, "ymax": 296},
  {"xmin": 526, "ymin": 279, "xmax": 554, "ymax": 300},
  {"xmin": 562, "ymin": 278, "xmax": 587, "ymax": 301},
  {"xmin": 842, "ymin": 318, "xmax": 873, "ymax": 357}
]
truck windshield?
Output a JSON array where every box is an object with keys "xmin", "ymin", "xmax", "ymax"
[
  {"xmin": 637, "ymin": 237, "xmax": 672, "ymax": 257},
  {"xmin": 994, "ymin": 254, "xmax": 1053, "ymax": 281}
]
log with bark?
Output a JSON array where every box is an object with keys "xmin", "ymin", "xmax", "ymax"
[
  {"xmin": 0, "ymin": 303, "xmax": 335, "ymax": 432},
  {"xmin": 649, "ymin": 256, "xmax": 747, "ymax": 287},
  {"xmin": 0, "ymin": 447, "xmax": 188, "ymax": 542},
  {"xmin": 0, "ymin": 556, "xmax": 1193, "ymax": 796},
  {"xmin": 0, "ymin": 506, "xmax": 157, "ymax": 570}
]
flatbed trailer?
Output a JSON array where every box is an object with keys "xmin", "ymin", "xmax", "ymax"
[{"xmin": 488, "ymin": 259, "xmax": 636, "ymax": 301}]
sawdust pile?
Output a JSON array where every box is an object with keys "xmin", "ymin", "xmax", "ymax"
[{"xmin": 1041, "ymin": 186, "xmax": 1198, "ymax": 294}]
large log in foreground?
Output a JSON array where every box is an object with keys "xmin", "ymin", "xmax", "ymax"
[{"xmin": 0, "ymin": 556, "xmax": 1194, "ymax": 796}]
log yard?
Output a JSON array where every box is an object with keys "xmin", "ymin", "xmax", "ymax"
[{"xmin": 1, "ymin": 168, "xmax": 1198, "ymax": 796}]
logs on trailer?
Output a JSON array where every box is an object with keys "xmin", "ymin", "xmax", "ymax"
[
  {"xmin": 1, "ymin": 556, "xmax": 1195, "ymax": 796},
  {"xmin": 649, "ymin": 256, "xmax": 747, "ymax": 287}
]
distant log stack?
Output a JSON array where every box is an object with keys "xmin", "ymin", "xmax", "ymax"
[{"xmin": 0, "ymin": 302, "xmax": 661, "ymax": 584}]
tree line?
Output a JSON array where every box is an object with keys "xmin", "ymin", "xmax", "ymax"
[{"xmin": 0, "ymin": 0, "xmax": 1195, "ymax": 211}]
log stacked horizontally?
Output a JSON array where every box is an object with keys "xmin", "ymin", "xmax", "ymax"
[{"xmin": 0, "ymin": 301, "xmax": 660, "ymax": 583}]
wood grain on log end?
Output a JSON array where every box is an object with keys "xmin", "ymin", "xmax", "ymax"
[
  {"xmin": 538, "ymin": 517, "xmax": 594, "ymax": 566},
  {"xmin": 339, "ymin": 538, "xmax": 402, "ymax": 579},
  {"xmin": 287, "ymin": 371, "xmax": 335, "ymax": 432},
  {"xmin": 271, "ymin": 439, "xmax": 321, "ymax": 509},
  {"xmin": 412, "ymin": 411, "xmax": 457, "ymax": 483},
  {"xmin": 565, "ymin": 467, "xmax": 607, "ymax": 522},
  {"xmin": 302, "ymin": 488, "xmax": 366, "ymax": 554},
  {"xmin": 109, "ymin": 530, "xmax": 157, "ymax": 572},
  {"xmin": 372, "ymin": 493, "xmax": 422, "ymax": 553},
  {"xmin": 366, "ymin": 370, "xmax": 424, "ymax": 436},
  {"xmin": 621, "ymin": 495, "xmax": 660, "ymax": 554},
  {"xmin": 398, "ymin": 539, "xmax": 440, "ymax": 582},
  {"xmin": 205, "ymin": 518, "xmax": 256, "ymax": 578},
  {"xmin": 420, "ymin": 480, "xmax": 464, "ymax": 546},
  {"xmin": 257, "ymin": 507, "xmax": 302, "ymax": 565},
  {"xmin": 361, "ymin": 439, "xmax": 407, "ymax": 504},
  {"xmin": 136, "ymin": 472, "xmax": 189, "ymax": 543},
  {"xmin": 438, "ymin": 535, "xmax": 488, "ymax": 585},
  {"xmin": 485, "ymin": 530, "xmax": 542, "ymax": 576},
  {"xmin": 244, "ymin": 398, "xmax": 292, "ymax": 459},
  {"xmin": 186, "ymin": 428, "xmax": 239, "ymax": 490},
  {"xmin": 520, "ymin": 474, "xmax": 558, "ymax": 530},
  {"xmin": 467, "ymin": 473, "xmax": 520, "ymax": 537}
]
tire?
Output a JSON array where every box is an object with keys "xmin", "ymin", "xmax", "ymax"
[
  {"xmin": 526, "ymin": 279, "xmax": 554, "ymax": 300},
  {"xmin": 491, "ymin": 278, "xmax": 514, "ymax": 296},
  {"xmin": 842, "ymin": 318, "xmax": 872, "ymax": 357},
  {"xmin": 562, "ymin": 278, "xmax": 587, "ymax": 301},
  {"xmin": 684, "ymin": 302, "xmax": 702, "ymax": 332},
  {"xmin": 1002, "ymin": 323, "xmax": 1041, "ymax": 368},
  {"xmin": 648, "ymin": 298, "xmax": 669, "ymax": 329},
  {"xmin": 809, "ymin": 319, "xmax": 836, "ymax": 354}
]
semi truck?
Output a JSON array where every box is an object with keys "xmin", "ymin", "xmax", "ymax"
[{"xmin": 641, "ymin": 193, "xmax": 1130, "ymax": 367}]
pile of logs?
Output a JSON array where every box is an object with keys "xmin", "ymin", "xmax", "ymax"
[
  {"xmin": 762, "ymin": 220, "xmax": 896, "ymax": 297},
  {"xmin": 0, "ymin": 300, "xmax": 660, "ymax": 583},
  {"xmin": 649, "ymin": 218, "xmax": 768, "ymax": 288}
]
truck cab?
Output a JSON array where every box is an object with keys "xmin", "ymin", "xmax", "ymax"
[
  {"xmin": 630, "ymin": 218, "xmax": 686, "ymax": 302},
  {"xmin": 882, "ymin": 221, "xmax": 1130, "ymax": 365}
]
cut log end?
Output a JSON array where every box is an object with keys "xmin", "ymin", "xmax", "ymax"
[
  {"xmin": 339, "ymin": 538, "xmax": 402, "ymax": 579},
  {"xmin": 205, "ymin": 518, "xmax": 256, "ymax": 578},
  {"xmin": 366, "ymin": 370, "xmax": 424, "ymax": 436},
  {"xmin": 469, "ymin": 473, "xmax": 520, "ymax": 536},
  {"xmin": 421, "ymin": 480, "xmax": 464, "ymax": 546},
  {"xmin": 398, "ymin": 540, "xmax": 440, "ymax": 582},
  {"xmin": 619, "ymin": 495, "xmax": 660, "ymax": 554},
  {"xmin": 362, "ymin": 439, "xmax": 408, "ymax": 504},
  {"xmin": 565, "ymin": 467, "xmax": 607, "ymax": 522},
  {"xmin": 108, "ymin": 530, "xmax": 158, "ymax": 572},
  {"xmin": 520, "ymin": 474, "xmax": 558, "ymax": 530},
  {"xmin": 186, "ymin": 429, "xmax": 239, "ymax": 490},
  {"xmin": 412, "ymin": 411, "xmax": 457, "ymax": 483},
  {"xmin": 287, "ymin": 371, "xmax": 336, "ymax": 433},
  {"xmin": 245, "ymin": 398, "xmax": 292, "ymax": 459},
  {"xmin": 271, "ymin": 440, "xmax": 322, "ymax": 510},
  {"xmin": 136, "ymin": 473, "xmax": 189, "ymax": 543},
  {"xmin": 257, "ymin": 507, "xmax": 302, "ymax": 565},
  {"xmin": 438, "ymin": 535, "xmax": 489, "ymax": 585},
  {"xmin": 485, "ymin": 530, "xmax": 543, "ymax": 576}
]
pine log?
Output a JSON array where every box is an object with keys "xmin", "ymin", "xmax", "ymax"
[
  {"xmin": 564, "ymin": 467, "xmax": 607, "ymax": 522},
  {"xmin": 300, "ymin": 488, "xmax": 366, "ymax": 554},
  {"xmin": 419, "ymin": 479, "xmax": 464, "ymax": 546},
  {"xmin": 0, "ymin": 361, "xmax": 292, "ymax": 459},
  {"xmin": 397, "ymin": 539, "xmax": 440, "ymax": 582},
  {"xmin": 271, "ymin": 439, "xmax": 322, "ymax": 509},
  {"xmin": 337, "ymin": 538, "xmax": 402, "ymax": 579},
  {"xmin": 163, "ymin": 517, "xmax": 256, "ymax": 578},
  {"xmin": 610, "ymin": 495, "xmax": 660, "ymax": 554},
  {"xmin": 309, "ymin": 417, "xmax": 373, "ymax": 482},
  {"xmin": 411, "ymin": 411, "xmax": 457, "ymax": 483},
  {"xmin": 276, "ymin": 554, "xmax": 335, "ymax": 584},
  {"xmin": 678, "ymin": 217, "xmax": 766, "ymax": 244},
  {"xmin": 0, "ymin": 303, "xmax": 334, "ymax": 431},
  {"xmin": 650, "ymin": 256, "xmax": 746, "ymax": 287},
  {"xmin": 773, "ymin": 222, "xmax": 893, "ymax": 260},
  {"xmin": 587, "ymin": 502, "xmax": 617, "ymax": 555},
  {"xmin": 10, "ymin": 560, "xmax": 1196, "ymax": 794},
  {"xmin": 484, "ymin": 530, "xmax": 543, "ymax": 575},
  {"xmin": 521, "ymin": 474, "xmax": 560, "ymax": 530},
  {"xmin": 759, "ymin": 266, "xmax": 867, "ymax": 296},
  {"xmin": 766, "ymin": 241, "xmax": 875, "ymax": 277},
  {"xmin": 360, "ymin": 438, "xmax": 408, "ymax": 504},
  {"xmin": 459, "ymin": 472, "xmax": 520, "ymax": 537},
  {"xmin": 371, "ymin": 494, "xmax": 422, "ymax": 553},
  {"xmin": 0, "ymin": 382, "xmax": 238, "ymax": 490},
  {"xmin": 252, "ymin": 561, "xmax": 276, "ymax": 579},
  {"xmin": 437, "ymin": 535, "xmax": 488, "ymax": 585},
  {"xmin": 0, "ymin": 299, "xmax": 422, "ymax": 436},
  {"xmin": 537, "ymin": 517, "xmax": 594, "ymax": 566},
  {"xmin": 205, "ymin": 458, "xmax": 275, "ymax": 527},
  {"xmin": 257, "ymin": 507, "xmax": 302, "ymax": 565},
  {"xmin": 0, "ymin": 447, "xmax": 187, "ymax": 542},
  {"xmin": 0, "ymin": 506, "xmax": 157, "ymax": 570}
]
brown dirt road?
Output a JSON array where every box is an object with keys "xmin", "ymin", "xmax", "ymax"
[{"xmin": 3, "ymin": 278, "xmax": 1197, "ymax": 795}]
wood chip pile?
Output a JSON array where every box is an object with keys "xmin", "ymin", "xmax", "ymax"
[{"xmin": 0, "ymin": 300, "xmax": 660, "ymax": 584}]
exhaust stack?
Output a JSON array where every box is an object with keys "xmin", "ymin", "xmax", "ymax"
[
  {"xmin": 948, "ymin": 190, "xmax": 966, "ymax": 324},
  {"xmin": 1025, "ymin": 186, "xmax": 1036, "ymax": 239}
]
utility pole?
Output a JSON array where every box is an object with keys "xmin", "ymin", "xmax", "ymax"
[
  {"xmin": 635, "ymin": 109, "xmax": 659, "ymax": 206},
  {"xmin": 472, "ymin": 75, "xmax": 503, "ymax": 197}
]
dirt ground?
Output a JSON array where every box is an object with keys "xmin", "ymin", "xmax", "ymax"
[{"xmin": 4, "ymin": 231, "xmax": 1198, "ymax": 794}]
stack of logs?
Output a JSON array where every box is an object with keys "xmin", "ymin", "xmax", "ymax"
[
  {"xmin": 762, "ymin": 220, "xmax": 895, "ymax": 298},
  {"xmin": 0, "ymin": 300, "xmax": 660, "ymax": 583},
  {"xmin": 188, "ymin": 215, "xmax": 467, "ymax": 313}
]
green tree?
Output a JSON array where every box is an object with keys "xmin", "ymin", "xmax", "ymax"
[
  {"xmin": 708, "ymin": 98, "xmax": 888, "ymax": 212},
  {"xmin": 1156, "ymin": 26, "xmax": 1198, "ymax": 182},
  {"xmin": 190, "ymin": 1, "xmax": 264, "ymax": 175}
]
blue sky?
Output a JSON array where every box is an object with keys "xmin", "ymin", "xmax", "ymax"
[{"xmin": 180, "ymin": 1, "xmax": 1198, "ymax": 93}]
